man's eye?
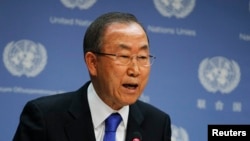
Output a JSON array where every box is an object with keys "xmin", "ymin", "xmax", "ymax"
[
  {"xmin": 119, "ymin": 55, "xmax": 130, "ymax": 58},
  {"xmin": 138, "ymin": 56, "xmax": 148, "ymax": 60}
]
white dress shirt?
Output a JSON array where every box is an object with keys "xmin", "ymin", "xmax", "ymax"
[{"xmin": 87, "ymin": 83, "xmax": 129, "ymax": 141}]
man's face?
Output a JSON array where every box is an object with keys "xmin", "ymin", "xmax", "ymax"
[{"xmin": 93, "ymin": 22, "xmax": 151, "ymax": 110}]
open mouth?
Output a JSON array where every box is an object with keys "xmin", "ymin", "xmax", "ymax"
[{"xmin": 122, "ymin": 84, "xmax": 138, "ymax": 89}]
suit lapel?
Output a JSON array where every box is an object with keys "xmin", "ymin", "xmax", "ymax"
[
  {"xmin": 65, "ymin": 82, "xmax": 96, "ymax": 141},
  {"xmin": 63, "ymin": 82, "xmax": 145, "ymax": 141},
  {"xmin": 126, "ymin": 102, "xmax": 144, "ymax": 141}
]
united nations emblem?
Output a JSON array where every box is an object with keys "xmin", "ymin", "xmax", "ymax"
[
  {"xmin": 198, "ymin": 56, "xmax": 241, "ymax": 94},
  {"xmin": 3, "ymin": 40, "xmax": 47, "ymax": 77},
  {"xmin": 60, "ymin": 0, "xmax": 97, "ymax": 10},
  {"xmin": 153, "ymin": 0, "xmax": 195, "ymax": 18},
  {"xmin": 171, "ymin": 124, "xmax": 189, "ymax": 141}
]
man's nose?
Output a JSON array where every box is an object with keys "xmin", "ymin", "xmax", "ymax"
[{"xmin": 127, "ymin": 57, "xmax": 140, "ymax": 77}]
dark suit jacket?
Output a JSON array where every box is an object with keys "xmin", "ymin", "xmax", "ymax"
[{"xmin": 13, "ymin": 81, "xmax": 171, "ymax": 141}]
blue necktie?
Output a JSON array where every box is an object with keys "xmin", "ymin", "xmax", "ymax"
[{"xmin": 103, "ymin": 113, "xmax": 122, "ymax": 141}]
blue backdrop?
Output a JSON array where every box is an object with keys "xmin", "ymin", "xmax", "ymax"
[{"xmin": 1, "ymin": 0, "xmax": 250, "ymax": 141}]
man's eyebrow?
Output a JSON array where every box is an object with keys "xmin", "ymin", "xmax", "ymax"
[
  {"xmin": 141, "ymin": 45, "xmax": 150, "ymax": 49},
  {"xmin": 118, "ymin": 44, "xmax": 130, "ymax": 50},
  {"xmin": 118, "ymin": 44, "xmax": 149, "ymax": 50}
]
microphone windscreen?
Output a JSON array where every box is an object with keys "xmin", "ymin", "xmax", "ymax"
[{"xmin": 131, "ymin": 132, "xmax": 142, "ymax": 141}]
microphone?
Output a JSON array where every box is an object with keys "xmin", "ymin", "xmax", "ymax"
[{"xmin": 130, "ymin": 132, "xmax": 142, "ymax": 141}]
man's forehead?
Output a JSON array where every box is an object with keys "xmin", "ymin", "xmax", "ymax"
[{"xmin": 105, "ymin": 22, "xmax": 144, "ymax": 34}]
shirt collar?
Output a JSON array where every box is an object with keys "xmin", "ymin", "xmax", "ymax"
[{"xmin": 87, "ymin": 82, "xmax": 129, "ymax": 129}]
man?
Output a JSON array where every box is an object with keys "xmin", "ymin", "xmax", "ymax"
[{"xmin": 13, "ymin": 12, "xmax": 171, "ymax": 141}]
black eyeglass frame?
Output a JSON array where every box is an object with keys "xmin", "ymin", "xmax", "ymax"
[{"xmin": 92, "ymin": 51, "xmax": 156, "ymax": 66}]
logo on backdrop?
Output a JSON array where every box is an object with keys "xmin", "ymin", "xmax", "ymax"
[
  {"xmin": 198, "ymin": 56, "xmax": 241, "ymax": 94},
  {"xmin": 171, "ymin": 124, "xmax": 189, "ymax": 141},
  {"xmin": 3, "ymin": 40, "xmax": 47, "ymax": 77},
  {"xmin": 153, "ymin": 0, "xmax": 195, "ymax": 18},
  {"xmin": 60, "ymin": 0, "xmax": 97, "ymax": 10}
]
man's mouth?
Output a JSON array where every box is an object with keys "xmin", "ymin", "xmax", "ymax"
[{"xmin": 122, "ymin": 84, "xmax": 138, "ymax": 89}]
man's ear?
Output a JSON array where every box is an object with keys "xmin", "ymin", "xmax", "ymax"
[{"xmin": 85, "ymin": 52, "xmax": 97, "ymax": 76}]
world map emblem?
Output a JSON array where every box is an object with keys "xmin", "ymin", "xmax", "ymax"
[
  {"xmin": 3, "ymin": 40, "xmax": 47, "ymax": 77},
  {"xmin": 60, "ymin": 0, "xmax": 97, "ymax": 10},
  {"xmin": 153, "ymin": 0, "xmax": 195, "ymax": 18},
  {"xmin": 171, "ymin": 124, "xmax": 189, "ymax": 141},
  {"xmin": 198, "ymin": 56, "xmax": 241, "ymax": 94}
]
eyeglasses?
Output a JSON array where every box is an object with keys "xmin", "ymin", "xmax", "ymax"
[{"xmin": 93, "ymin": 52, "xmax": 156, "ymax": 67}]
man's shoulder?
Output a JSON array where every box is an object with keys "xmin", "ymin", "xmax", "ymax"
[
  {"xmin": 134, "ymin": 100, "xmax": 170, "ymax": 118},
  {"xmin": 33, "ymin": 91, "xmax": 75, "ymax": 104},
  {"xmin": 26, "ymin": 91, "xmax": 77, "ymax": 112},
  {"xmin": 26, "ymin": 82, "xmax": 90, "ymax": 110}
]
